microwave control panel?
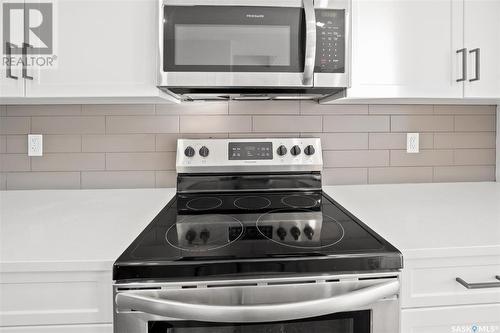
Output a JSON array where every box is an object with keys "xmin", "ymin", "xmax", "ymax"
[{"xmin": 315, "ymin": 9, "xmax": 345, "ymax": 73}]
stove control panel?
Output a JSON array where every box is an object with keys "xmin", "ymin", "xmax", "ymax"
[{"xmin": 177, "ymin": 138, "xmax": 323, "ymax": 174}]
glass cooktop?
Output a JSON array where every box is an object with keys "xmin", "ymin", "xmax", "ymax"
[{"xmin": 114, "ymin": 191, "xmax": 402, "ymax": 281}]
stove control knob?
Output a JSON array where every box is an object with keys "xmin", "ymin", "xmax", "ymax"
[
  {"xmin": 277, "ymin": 145, "xmax": 288, "ymax": 156},
  {"xmin": 290, "ymin": 226, "xmax": 301, "ymax": 240},
  {"xmin": 185, "ymin": 229, "xmax": 197, "ymax": 244},
  {"xmin": 304, "ymin": 145, "xmax": 315, "ymax": 156},
  {"xmin": 304, "ymin": 225, "xmax": 314, "ymax": 240},
  {"xmin": 200, "ymin": 229, "xmax": 210, "ymax": 244},
  {"xmin": 277, "ymin": 227, "xmax": 287, "ymax": 241},
  {"xmin": 199, "ymin": 146, "xmax": 209, "ymax": 158},
  {"xmin": 291, "ymin": 145, "xmax": 301, "ymax": 156},
  {"xmin": 184, "ymin": 146, "xmax": 195, "ymax": 157}
]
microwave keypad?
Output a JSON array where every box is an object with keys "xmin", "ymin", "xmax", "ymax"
[{"xmin": 315, "ymin": 9, "xmax": 345, "ymax": 73}]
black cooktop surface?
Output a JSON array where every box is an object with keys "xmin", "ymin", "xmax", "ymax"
[{"xmin": 114, "ymin": 191, "xmax": 402, "ymax": 282}]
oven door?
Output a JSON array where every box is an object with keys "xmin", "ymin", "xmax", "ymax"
[
  {"xmin": 114, "ymin": 274, "xmax": 400, "ymax": 333},
  {"xmin": 158, "ymin": 0, "xmax": 316, "ymax": 88}
]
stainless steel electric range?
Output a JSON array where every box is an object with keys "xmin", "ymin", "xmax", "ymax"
[{"xmin": 113, "ymin": 138, "xmax": 403, "ymax": 333}]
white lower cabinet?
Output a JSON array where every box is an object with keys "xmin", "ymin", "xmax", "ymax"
[
  {"xmin": 401, "ymin": 303, "xmax": 500, "ymax": 333},
  {"xmin": 401, "ymin": 254, "xmax": 500, "ymax": 333},
  {"xmin": 0, "ymin": 269, "xmax": 112, "ymax": 331}
]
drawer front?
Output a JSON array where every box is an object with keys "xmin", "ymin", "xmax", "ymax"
[
  {"xmin": 0, "ymin": 270, "xmax": 112, "ymax": 327},
  {"xmin": 402, "ymin": 255, "xmax": 500, "ymax": 308},
  {"xmin": 0, "ymin": 324, "xmax": 112, "ymax": 333},
  {"xmin": 401, "ymin": 303, "xmax": 500, "ymax": 333}
]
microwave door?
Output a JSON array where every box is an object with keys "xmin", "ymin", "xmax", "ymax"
[{"xmin": 160, "ymin": 2, "xmax": 315, "ymax": 88}]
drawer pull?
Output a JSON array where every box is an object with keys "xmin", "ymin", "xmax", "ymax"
[{"xmin": 456, "ymin": 276, "xmax": 500, "ymax": 289}]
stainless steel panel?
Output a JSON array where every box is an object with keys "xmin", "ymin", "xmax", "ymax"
[
  {"xmin": 164, "ymin": 0, "xmax": 303, "ymax": 7},
  {"xmin": 160, "ymin": 72, "xmax": 306, "ymax": 88},
  {"xmin": 176, "ymin": 138, "xmax": 323, "ymax": 174},
  {"xmin": 114, "ymin": 272, "xmax": 400, "ymax": 333}
]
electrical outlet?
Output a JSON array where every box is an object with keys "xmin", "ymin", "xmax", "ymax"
[
  {"xmin": 407, "ymin": 133, "xmax": 419, "ymax": 154},
  {"xmin": 28, "ymin": 134, "xmax": 43, "ymax": 156}
]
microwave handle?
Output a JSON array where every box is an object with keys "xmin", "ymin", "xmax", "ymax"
[
  {"xmin": 116, "ymin": 280, "xmax": 399, "ymax": 323},
  {"xmin": 302, "ymin": 0, "xmax": 316, "ymax": 86}
]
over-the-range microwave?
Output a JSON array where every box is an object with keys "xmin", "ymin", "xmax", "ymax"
[{"xmin": 158, "ymin": 0, "xmax": 351, "ymax": 101}]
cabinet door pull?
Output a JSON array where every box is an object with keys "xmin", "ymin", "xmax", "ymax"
[
  {"xmin": 456, "ymin": 48, "xmax": 467, "ymax": 82},
  {"xmin": 469, "ymin": 48, "xmax": 480, "ymax": 82},
  {"xmin": 22, "ymin": 43, "xmax": 34, "ymax": 80},
  {"xmin": 5, "ymin": 42, "xmax": 18, "ymax": 80},
  {"xmin": 456, "ymin": 276, "xmax": 500, "ymax": 289}
]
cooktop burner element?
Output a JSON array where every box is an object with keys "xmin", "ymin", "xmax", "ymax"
[
  {"xmin": 234, "ymin": 196, "xmax": 271, "ymax": 210},
  {"xmin": 282, "ymin": 195, "xmax": 319, "ymax": 208},
  {"xmin": 256, "ymin": 209, "xmax": 345, "ymax": 249},
  {"xmin": 166, "ymin": 214, "xmax": 244, "ymax": 252},
  {"xmin": 186, "ymin": 197, "xmax": 223, "ymax": 211}
]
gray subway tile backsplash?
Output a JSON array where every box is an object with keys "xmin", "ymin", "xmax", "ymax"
[
  {"xmin": 107, "ymin": 115, "xmax": 179, "ymax": 134},
  {"xmin": 82, "ymin": 104, "xmax": 155, "ymax": 116},
  {"xmin": 434, "ymin": 132, "xmax": 496, "ymax": 149},
  {"xmin": 369, "ymin": 133, "xmax": 434, "ymax": 150},
  {"xmin": 6, "ymin": 172, "xmax": 80, "ymax": 190},
  {"xmin": 105, "ymin": 152, "xmax": 176, "ymax": 171},
  {"xmin": 455, "ymin": 115, "xmax": 496, "ymax": 132},
  {"xmin": 391, "ymin": 115, "xmax": 454, "ymax": 132},
  {"xmin": 82, "ymin": 134, "xmax": 155, "ymax": 152},
  {"xmin": 0, "ymin": 117, "xmax": 30, "ymax": 135},
  {"xmin": 180, "ymin": 115, "xmax": 251, "ymax": 133},
  {"xmin": 31, "ymin": 116, "xmax": 105, "ymax": 134},
  {"xmin": 369, "ymin": 104, "xmax": 433, "ymax": 115},
  {"xmin": 81, "ymin": 171, "xmax": 156, "ymax": 189},
  {"xmin": 369, "ymin": 167, "xmax": 433, "ymax": 184},
  {"xmin": 323, "ymin": 115, "xmax": 390, "ymax": 132},
  {"xmin": 253, "ymin": 116, "xmax": 322, "ymax": 132},
  {"xmin": 0, "ymin": 103, "xmax": 496, "ymax": 189},
  {"xmin": 31, "ymin": 153, "xmax": 105, "ymax": 172}
]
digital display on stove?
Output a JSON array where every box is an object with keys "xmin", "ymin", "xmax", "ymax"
[{"xmin": 229, "ymin": 142, "xmax": 273, "ymax": 160}]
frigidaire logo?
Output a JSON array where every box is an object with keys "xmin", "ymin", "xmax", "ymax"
[{"xmin": 246, "ymin": 14, "xmax": 265, "ymax": 18}]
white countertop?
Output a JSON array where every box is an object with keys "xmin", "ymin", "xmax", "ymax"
[
  {"xmin": 0, "ymin": 189, "xmax": 176, "ymax": 272},
  {"xmin": 1, "ymin": 182, "xmax": 499, "ymax": 273},
  {"xmin": 323, "ymin": 182, "xmax": 500, "ymax": 259}
]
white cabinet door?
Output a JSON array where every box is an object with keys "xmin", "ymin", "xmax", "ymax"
[
  {"xmin": 0, "ymin": 0, "xmax": 25, "ymax": 98},
  {"xmin": 464, "ymin": 0, "xmax": 500, "ymax": 98},
  {"xmin": 24, "ymin": 0, "xmax": 158, "ymax": 98},
  {"xmin": 348, "ymin": 0, "xmax": 464, "ymax": 99},
  {"xmin": 401, "ymin": 303, "xmax": 500, "ymax": 333}
]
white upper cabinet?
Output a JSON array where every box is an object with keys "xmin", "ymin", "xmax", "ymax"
[
  {"xmin": 0, "ymin": 0, "xmax": 25, "ymax": 98},
  {"xmin": 347, "ymin": 0, "xmax": 464, "ymax": 99},
  {"xmin": 24, "ymin": 0, "xmax": 159, "ymax": 99},
  {"xmin": 345, "ymin": 0, "xmax": 500, "ymax": 101},
  {"xmin": 463, "ymin": 0, "xmax": 500, "ymax": 98}
]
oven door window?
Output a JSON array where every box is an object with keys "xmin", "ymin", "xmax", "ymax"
[
  {"xmin": 164, "ymin": 6, "xmax": 305, "ymax": 72},
  {"xmin": 148, "ymin": 311, "xmax": 370, "ymax": 333}
]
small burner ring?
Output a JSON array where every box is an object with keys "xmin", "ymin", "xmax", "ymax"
[
  {"xmin": 186, "ymin": 197, "xmax": 223, "ymax": 211},
  {"xmin": 281, "ymin": 195, "xmax": 318, "ymax": 209},
  {"xmin": 234, "ymin": 196, "xmax": 272, "ymax": 210}
]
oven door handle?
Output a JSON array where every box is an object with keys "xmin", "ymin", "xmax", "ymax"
[
  {"xmin": 302, "ymin": 0, "xmax": 316, "ymax": 86},
  {"xmin": 116, "ymin": 280, "xmax": 399, "ymax": 323}
]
